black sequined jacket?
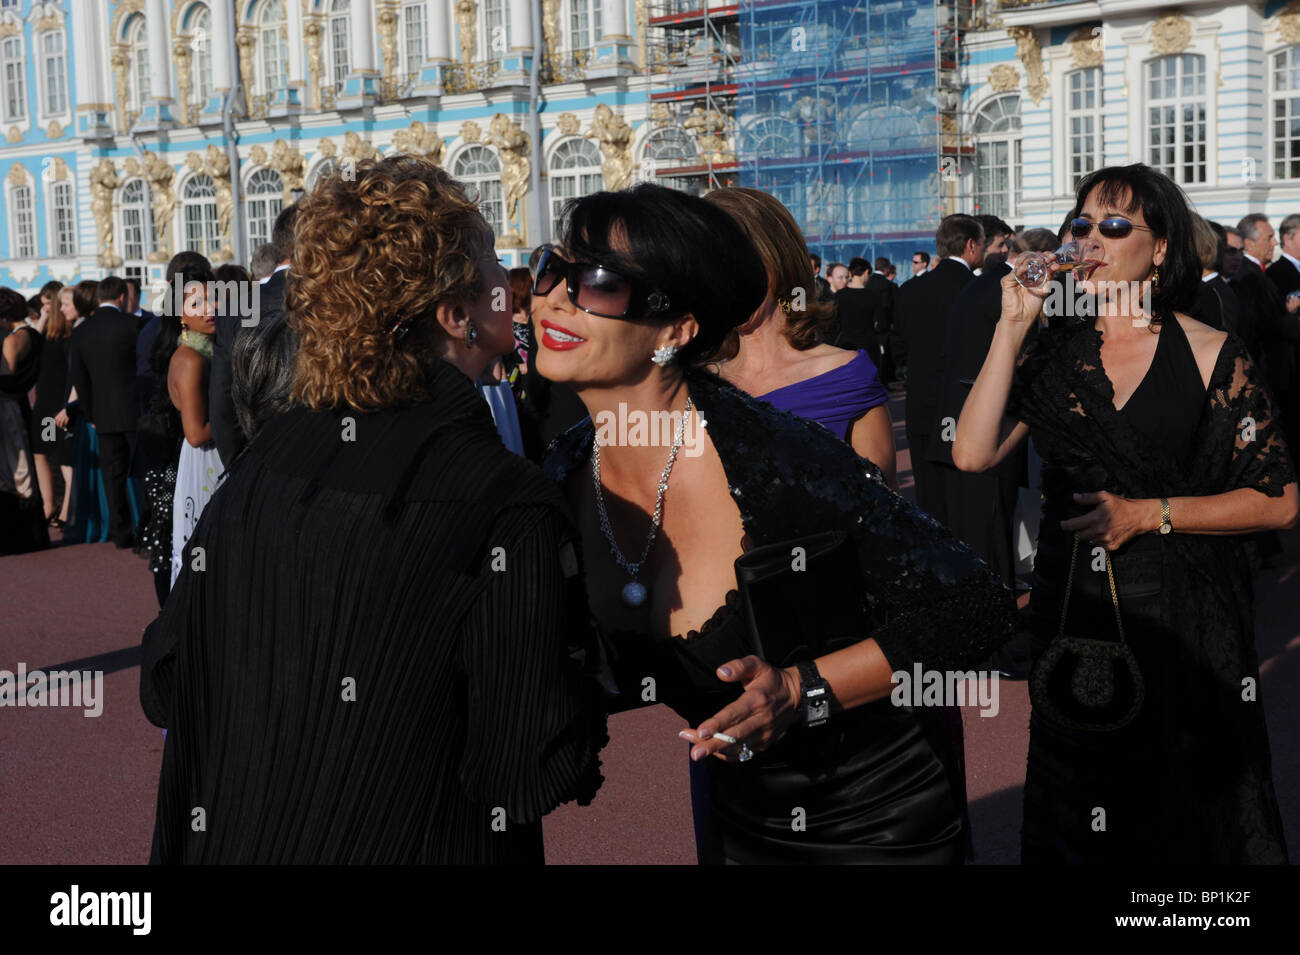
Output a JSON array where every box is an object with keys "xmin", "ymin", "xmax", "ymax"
[{"xmin": 542, "ymin": 367, "xmax": 1018, "ymax": 697}]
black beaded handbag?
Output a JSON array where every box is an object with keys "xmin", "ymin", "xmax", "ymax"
[{"xmin": 1029, "ymin": 537, "xmax": 1144, "ymax": 732}]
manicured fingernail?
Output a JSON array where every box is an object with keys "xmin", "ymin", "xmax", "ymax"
[
  {"xmin": 691, "ymin": 747, "xmax": 705, "ymax": 761},
  {"xmin": 677, "ymin": 731, "xmax": 693, "ymax": 740},
  {"xmin": 718, "ymin": 666, "xmax": 733, "ymax": 678},
  {"xmin": 699, "ymin": 728, "xmax": 713, "ymax": 740}
]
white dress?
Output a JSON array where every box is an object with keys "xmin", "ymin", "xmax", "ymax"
[{"xmin": 170, "ymin": 439, "xmax": 224, "ymax": 588}]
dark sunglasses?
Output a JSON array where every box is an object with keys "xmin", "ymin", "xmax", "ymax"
[
  {"xmin": 1069, "ymin": 217, "xmax": 1154, "ymax": 239},
  {"xmin": 531, "ymin": 245, "xmax": 674, "ymax": 320}
]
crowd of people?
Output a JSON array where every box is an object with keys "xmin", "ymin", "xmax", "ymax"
[{"xmin": 3, "ymin": 156, "xmax": 1296, "ymax": 865}]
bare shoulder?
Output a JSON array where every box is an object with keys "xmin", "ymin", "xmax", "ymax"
[
  {"xmin": 169, "ymin": 344, "xmax": 203, "ymax": 380},
  {"xmin": 1172, "ymin": 312, "xmax": 1228, "ymax": 388},
  {"xmin": 802, "ymin": 343, "xmax": 858, "ymax": 374}
]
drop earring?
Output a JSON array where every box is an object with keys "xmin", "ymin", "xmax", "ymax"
[
  {"xmin": 651, "ymin": 344, "xmax": 677, "ymax": 366},
  {"xmin": 466, "ymin": 320, "xmax": 479, "ymax": 346},
  {"xmin": 1152, "ymin": 266, "xmax": 1160, "ymax": 293}
]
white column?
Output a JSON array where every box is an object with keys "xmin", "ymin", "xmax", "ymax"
[
  {"xmin": 352, "ymin": 0, "xmax": 377, "ymax": 72},
  {"xmin": 287, "ymin": 0, "xmax": 305, "ymax": 88},
  {"xmin": 212, "ymin": 0, "xmax": 232, "ymax": 90},
  {"xmin": 508, "ymin": 0, "xmax": 532, "ymax": 52},
  {"xmin": 429, "ymin": 0, "xmax": 451, "ymax": 61},
  {"xmin": 72, "ymin": 2, "xmax": 103, "ymax": 109},
  {"xmin": 146, "ymin": 0, "xmax": 173, "ymax": 105},
  {"xmin": 601, "ymin": 0, "xmax": 628, "ymax": 39}
]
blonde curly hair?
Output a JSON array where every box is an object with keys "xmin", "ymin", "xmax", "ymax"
[{"xmin": 287, "ymin": 154, "xmax": 493, "ymax": 412}]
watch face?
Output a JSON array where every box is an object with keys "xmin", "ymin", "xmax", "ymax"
[
  {"xmin": 808, "ymin": 699, "xmax": 830, "ymax": 723},
  {"xmin": 1159, "ymin": 523, "xmax": 1172, "ymax": 535}
]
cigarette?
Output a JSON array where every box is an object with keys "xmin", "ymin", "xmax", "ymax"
[{"xmin": 711, "ymin": 732, "xmax": 739, "ymax": 744}]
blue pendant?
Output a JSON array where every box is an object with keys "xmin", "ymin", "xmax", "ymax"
[{"xmin": 621, "ymin": 581, "xmax": 647, "ymax": 608}]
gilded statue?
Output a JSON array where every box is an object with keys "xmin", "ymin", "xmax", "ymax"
[
  {"xmin": 90, "ymin": 159, "xmax": 122, "ymax": 268},
  {"xmin": 144, "ymin": 151, "xmax": 176, "ymax": 262},
  {"xmin": 456, "ymin": 0, "xmax": 477, "ymax": 65},
  {"xmin": 486, "ymin": 113, "xmax": 531, "ymax": 242},
  {"xmin": 585, "ymin": 103, "xmax": 633, "ymax": 191}
]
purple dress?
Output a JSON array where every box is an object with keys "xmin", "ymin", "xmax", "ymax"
[{"xmin": 754, "ymin": 349, "xmax": 888, "ymax": 439}]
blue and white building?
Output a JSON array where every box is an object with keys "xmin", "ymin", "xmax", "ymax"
[{"xmin": 1, "ymin": 1, "xmax": 1299, "ymax": 295}]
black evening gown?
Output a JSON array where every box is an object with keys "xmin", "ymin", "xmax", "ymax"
[
  {"xmin": 543, "ymin": 368, "xmax": 1017, "ymax": 864},
  {"xmin": 30, "ymin": 334, "xmax": 76, "ymax": 466},
  {"xmin": 140, "ymin": 357, "xmax": 607, "ymax": 863},
  {"xmin": 1011, "ymin": 315, "xmax": 1292, "ymax": 864}
]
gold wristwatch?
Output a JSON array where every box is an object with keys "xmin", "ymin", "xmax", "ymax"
[{"xmin": 1157, "ymin": 498, "xmax": 1172, "ymax": 535}]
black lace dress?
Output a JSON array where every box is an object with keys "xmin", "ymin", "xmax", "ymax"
[
  {"xmin": 544, "ymin": 368, "xmax": 1017, "ymax": 863},
  {"xmin": 1009, "ymin": 315, "xmax": 1293, "ymax": 864}
]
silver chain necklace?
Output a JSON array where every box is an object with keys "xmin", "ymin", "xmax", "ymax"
[{"xmin": 591, "ymin": 396, "xmax": 694, "ymax": 608}]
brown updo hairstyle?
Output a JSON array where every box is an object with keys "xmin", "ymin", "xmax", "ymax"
[
  {"xmin": 701, "ymin": 187, "xmax": 835, "ymax": 356},
  {"xmin": 287, "ymin": 154, "xmax": 493, "ymax": 412}
]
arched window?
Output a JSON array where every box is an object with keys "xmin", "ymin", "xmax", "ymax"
[
  {"xmin": 1066, "ymin": 67, "xmax": 1102, "ymax": 188},
  {"xmin": 129, "ymin": 16, "xmax": 151, "ymax": 116},
  {"xmin": 642, "ymin": 126, "xmax": 698, "ymax": 168},
  {"xmin": 120, "ymin": 178, "xmax": 156, "ymax": 265},
  {"xmin": 549, "ymin": 138, "xmax": 602, "ymax": 236},
  {"xmin": 482, "ymin": 0, "xmax": 509, "ymax": 57},
  {"xmin": 183, "ymin": 175, "xmax": 220, "ymax": 256},
  {"xmin": 9, "ymin": 183, "xmax": 35, "ymax": 258},
  {"xmin": 259, "ymin": 0, "xmax": 288, "ymax": 96},
  {"xmin": 972, "ymin": 94, "xmax": 1021, "ymax": 221},
  {"xmin": 246, "ymin": 167, "xmax": 284, "ymax": 249},
  {"xmin": 330, "ymin": 0, "xmax": 351, "ymax": 93},
  {"xmin": 745, "ymin": 116, "xmax": 801, "ymax": 157},
  {"xmin": 1147, "ymin": 53, "xmax": 1206, "ymax": 184},
  {"xmin": 0, "ymin": 34, "xmax": 23, "ymax": 123},
  {"xmin": 39, "ymin": 28, "xmax": 68, "ymax": 117},
  {"xmin": 1272, "ymin": 45, "xmax": 1300, "ymax": 180},
  {"xmin": 50, "ymin": 179, "xmax": 76, "ymax": 257},
  {"xmin": 402, "ymin": 1, "xmax": 427, "ymax": 74},
  {"xmin": 567, "ymin": 0, "xmax": 602, "ymax": 53},
  {"xmin": 453, "ymin": 145, "xmax": 504, "ymax": 238},
  {"xmin": 308, "ymin": 156, "xmax": 340, "ymax": 191},
  {"xmin": 190, "ymin": 5, "xmax": 214, "ymax": 109}
]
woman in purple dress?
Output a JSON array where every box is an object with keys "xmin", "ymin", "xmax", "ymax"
[{"xmin": 702, "ymin": 188, "xmax": 896, "ymax": 487}]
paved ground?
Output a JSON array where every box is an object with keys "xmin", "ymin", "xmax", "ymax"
[{"xmin": 2, "ymin": 391, "xmax": 1296, "ymax": 864}]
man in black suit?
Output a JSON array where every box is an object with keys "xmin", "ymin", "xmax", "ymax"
[
  {"xmin": 1265, "ymin": 212, "xmax": 1300, "ymax": 460},
  {"xmin": 975, "ymin": 215, "xmax": 1013, "ymax": 276},
  {"xmin": 864, "ymin": 257, "xmax": 896, "ymax": 376},
  {"xmin": 211, "ymin": 203, "xmax": 297, "ymax": 464},
  {"xmin": 895, "ymin": 214, "xmax": 983, "ymax": 527},
  {"xmin": 1233, "ymin": 214, "xmax": 1300, "ymax": 406},
  {"xmin": 65, "ymin": 275, "xmax": 139, "ymax": 548}
]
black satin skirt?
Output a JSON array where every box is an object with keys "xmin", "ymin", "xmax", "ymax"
[{"xmin": 692, "ymin": 700, "xmax": 966, "ymax": 864}]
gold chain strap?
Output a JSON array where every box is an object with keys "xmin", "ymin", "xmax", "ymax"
[{"xmin": 1057, "ymin": 536, "xmax": 1126, "ymax": 642}]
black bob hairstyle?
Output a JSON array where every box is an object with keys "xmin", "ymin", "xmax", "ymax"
[
  {"xmin": 556, "ymin": 183, "xmax": 768, "ymax": 366},
  {"xmin": 1070, "ymin": 163, "xmax": 1200, "ymax": 321}
]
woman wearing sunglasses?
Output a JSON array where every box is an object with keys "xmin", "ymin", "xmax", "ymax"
[
  {"xmin": 955, "ymin": 163, "xmax": 1297, "ymax": 864},
  {"xmin": 537, "ymin": 183, "xmax": 1016, "ymax": 864}
]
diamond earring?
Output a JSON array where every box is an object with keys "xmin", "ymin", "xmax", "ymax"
[
  {"xmin": 466, "ymin": 320, "xmax": 478, "ymax": 346},
  {"xmin": 651, "ymin": 344, "xmax": 677, "ymax": 366}
]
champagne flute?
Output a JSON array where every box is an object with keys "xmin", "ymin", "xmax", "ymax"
[{"xmin": 1014, "ymin": 242, "xmax": 1101, "ymax": 289}]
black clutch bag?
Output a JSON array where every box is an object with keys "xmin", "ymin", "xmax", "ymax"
[
  {"xmin": 733, "ymin": 530, "xmax": 876, "ymax": 668},
  {"xmin": 1029, "ymin": 537, "xmax": 1144, "ymax": 732}
]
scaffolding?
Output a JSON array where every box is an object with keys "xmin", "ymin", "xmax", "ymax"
[
  {"xmin": 732, "ymin": 0, "xmax": 974, "ymax": 266},
  {"xmin": 643, "ymin": 1, "xmax": 743, "ymax": 193}
]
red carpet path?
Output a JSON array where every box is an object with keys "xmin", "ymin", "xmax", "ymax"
[{"xmin": 2, "ymin": 391, "xmax": 1297, "ymax": 864}]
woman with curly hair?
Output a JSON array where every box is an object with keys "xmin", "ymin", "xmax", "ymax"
[{"xmin": 140, "ymin": 155, "xmax": 606, "ymax": 863}]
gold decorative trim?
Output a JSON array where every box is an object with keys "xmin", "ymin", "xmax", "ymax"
[
  {"xmin": 270, "ymin": 138, "xmax": 306, "ymax": 202},
  {"xmin": 1007, "ymin": 26, "xmax": 1047, "ymax": 106},
  {"xmin": 5, "ymin": 125, "xmax": 20, "ymax": 143},
  {"xmin": 111, "ymin": 45, "xmax": 131, "ymax": 132},
  {"xmin": 342, "ymin": 131, "xmax": 377, "ymax": 163},
  {"xmin": 123, "ymin": 156, "xmax": 141, "ymax": 177},
  {"xmin": 8, "ymin": 163, "xmax": 29, "ymax": 186},
  {"xmin": 237, "ymin": 28, "xmax": 262, "ymax": 119},
  {"xmin": 650, "ymin": 102, "xmax": 672, "ymax": 129},
  {"xmin": 110, "ymin": 0, "xmax": 145, "ymax": 42},
  {"xmin": 317, "ymin": 136, "xmax": 337, "ymax": 158},
  {"xmin": 90, "ymin": 159, "xmax": 122, "ymax": 268},
  {"xmin": 48, "ymin": 156, "xmax": 69, "ymax": 181},
  {"xmin": 461, "ymin": 120, "xmax": 482, "ymax": 144},
  {"xmin": 173, "ymin": 40, "xmax": 194, "ymax": 125},
  {"xmin": 1068, "ymin": 26, "xmax": 1103, "ymax": 69},
  {"xmin": 989, "ymin": 63, "xmax": 1020, "ymax": 93},
  {"xmin": 585, "ymin": 104, "xmax": 633, "ymax": 191},
  {"xmin": 1281, "ymin": 1, "xmax": 1300, "ymax": 46},
  {"xmin": 378, "ymin": 4, "xmax": 400, "ymax": 102},
  {"xmin": 1150, "ymin": 14, "xmax": 1192, "ymax": 56},
  {"xmin": 304, "ymin": 19, "xmax": 325, "ymax": 110},
  {"xmin": 456, "ymin": 0, "xmax": 477, "ymax": 65},
  {"xmin": 685, "ymin": 104, "xmax": 733, "ymax": 165},
  {"xmin": 47, "ymin": 119, "xmax": 63, "ymax": 138},
  {"xmin": 0, "ymin": 21, "xmax": 21, "ymax": 39},
  {"xmin": 556, "ymin": 112, "xmax": 581, "ymax": 136}
]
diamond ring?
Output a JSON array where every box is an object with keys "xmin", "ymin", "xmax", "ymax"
[{"xmin": 738, "ymin": 743, "xmax": 754, "ymax": 762}]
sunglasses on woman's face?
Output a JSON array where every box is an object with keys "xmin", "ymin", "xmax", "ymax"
[
  {"xmin": 531, "ymin": 244, "xmax": 673, "ymax": 320},
  {"xmin": 1069, "ymin": 217, "xmax": 1154, "ymax": 239}
]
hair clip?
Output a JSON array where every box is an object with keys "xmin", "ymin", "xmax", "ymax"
[{"xmin": 390, "ymin": 317, "xmax": 411, "ymax": 340}]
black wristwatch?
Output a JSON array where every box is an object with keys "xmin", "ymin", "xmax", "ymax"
[{"xmin": 796, "ymin": 660, "xmax": 831, "ymax": 728}]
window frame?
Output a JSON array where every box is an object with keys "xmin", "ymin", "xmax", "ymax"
[
  {"xmin": 1145, "ymin": 52, "xmax": 1208, "ymax": 186},
  {"xmin": 49, "ymin": 177, "xmax": 76, "ymax": 258},
  {"xmin": 452, "ymin": 145, "xmax": 505, "ymax": 238},
  {"xmin": 548, "ymin": 137, "xmax": 604, "ymax": 236},
  {"xmin": 971, "ymin": 93, "xmax": 1022, "ymax": 222}
]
